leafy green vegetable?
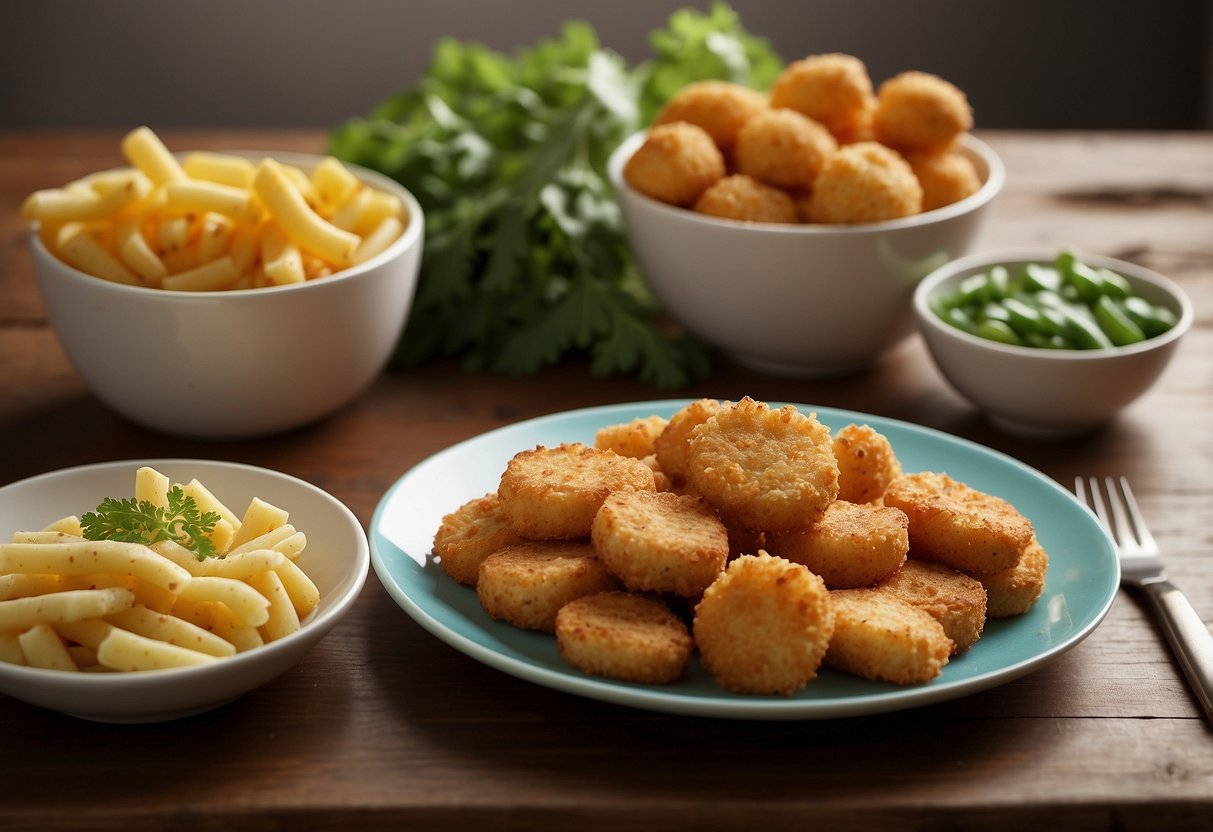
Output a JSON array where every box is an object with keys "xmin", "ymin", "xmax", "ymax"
[
  {"xmin": 328, "ymin": 3, "xmax": 780, "ymax": 388},
  {"xmin": 80, "ymin": 487, "xmax": 222, "ymax": 560}
]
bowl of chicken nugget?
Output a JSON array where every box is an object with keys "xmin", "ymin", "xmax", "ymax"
[{"xmin": 607, "ymin": 54, "xmax": 1004, "ymax": 378}]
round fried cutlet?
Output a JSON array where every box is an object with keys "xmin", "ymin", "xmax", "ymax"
[
  {"xmin": 693, "ymin": 174, "xmax": 800, "ymax": 224},
  {"xmin": 432, "ymin": 493, "xmax": 525, "ymax": 586},
  {"xmin": 685, "ymin": 397, "xmax": 839, "ymax": 532},
  {"xmin": 623, "ymin": 122, "xmax": 725, "ymax": 207},
  {"xmin": 872, "ymin": 70, "xmax": 972, "ymax": 155},
  {"xmin": 555, "ymin": 591, "xmax": 693, "ymax": 684},
  {"xmin": 833, "ymin": 423, "xmax": 902, "ymax": 504},
  {"xmin": 766, "ymin": 500, "xmax": 908, "ymax": 589},
  {"xmin": 498, "ymin": 443, "xmax": 656, "ymax": 540},
  {"xmin": 591, "ymin": 490, "xmax": 729, "ymax": 597},
  {"xmin": 825, "ymin": 588, "xmax": 952, "ymax": 684},
  {"xmin": 877, "ymin": 559, "xmax": 986, "ymax": 652},
  {"xmin": 735, "ymin": 109, "xmax": 837, "ymax": 192},
  {"xmin": 594, "ymin": 415, "xmax": 669, "ymax": 460},
  {"xmin": 653, "ymin": 398, "xmax": 723, "ymax": 485},
  {"xmin": 693, "ymin": 552, "xmax": 834, "ymax": 695},
  {"xmin": 907, "ymin": 150, "xmax": 981, "ymax": 212},
  {"xmin": 769, "ymin": 53, "xmax": 874, "ymax": 138},
  {"xmin": 653, "ymin": 80, "xmax": 769, "ymax": 156},
  {"xmin": 977, "ymin": 535, "xmax": 1049, "ymax": 617},
  {"xmin": 883, "ymin": 472, "xmax": 1033, "ymax": 575},
  {"xmin": 804, "ymin": 141, "xmax": 923, "ymax": 224},
  {"xmin": 476, "ymin": 541, "xmax": 620, "ymax": 632}
]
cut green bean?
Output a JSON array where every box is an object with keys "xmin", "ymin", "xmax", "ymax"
[{"xmin": 1093, "ymin": 295, "xmax": 1146, "ymax": 346}]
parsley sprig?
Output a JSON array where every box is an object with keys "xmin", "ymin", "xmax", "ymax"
[
  {"xmin": 80, "ymin": 487, "xmax": 222, "ymax": 560},
  {"xmin": 328, "ymin": 3, "xmax": 780, "ymax": 388}
]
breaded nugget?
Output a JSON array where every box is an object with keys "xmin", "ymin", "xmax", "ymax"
[
  {"xmin": 978, "ymin": 535, "xmax": 1048, "ymax": 617},
  {"xmin": 653, "ymin": 80, "xmax": 769, "ymax": 156},
  {"xmin": 594, "ymin": 415, "xmax": 668, "ymax": 459},
  {"xmin": 498, "ymin": 443, "xmax": 656, "ymax": 540},
  {"xmin": 591, "ymin": 490, "xmax": 729, "ymax": 597},
  {"xmin": 432, "ymin": 493, "xmax": 525, "ymax": 586},
  {"xmin": 877, "ymin": 559, "xmax": 986, "ymax": 652},
  {"xmin": 832, "ymin": 98, "xmax": 877, "ymax": 145},
  {"xmin": 765, "ymin": 500, "xmax": 908, "ymax": 589},
  {"xmin": 833, "ymin": 423, "xmax": 903, "ymax": 504},
  {"xmin": 556, "ymin": 591, "xmax": 692, "ymax": 684},
  {"xmin": 883, "ymin": 472, "xmax": 1034, "ymax": 574},
  {"xmin": 653, "ymin": 398, "xmax": 723, "ymax": 484},
  {"xmin": 623, "ymin": 122, "xmax": 725, "ymax": 207},
  {"xmin": 638, "ymin": 454, "xmax": 674, "ymax": 492},
  {"xmin": 825, "ymin": 588, "xmax": 952, "ymax": 684},
  {"xmin": 907, "ymin": 150, "xmax": 981, "ymax": 211},
  {"xmin": 769, "ymin": 53, "xmax": 875, "ymax": 138},
  {"xmin": 476, "ymin": 541, "xmax": 620, "ymax": 632},
  {"xmin": 693, "ymin": 553, "xmax": 834, "ymax": 695},
  {"xmin": 734, "ymin": 109, "xmax": 838, "ymax": 192},
  {"xmin": 872, "ymin": 71, "xmax": 973, "ymax": 155},
  {"xmin": 693, "ymin": 174, "xmax": 799, "ymax": 224},
  {"xmin": 805, "ymin": 141, "xmax": 923, "ymax": 224},
  {"xmin": 685, "ymin": 397, "xmax": 839, "ymax": 532}
]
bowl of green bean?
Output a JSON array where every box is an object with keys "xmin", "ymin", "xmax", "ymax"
[{"xmin": 914, "ymin": 248, "xmax": 1193, "ymax": 437}]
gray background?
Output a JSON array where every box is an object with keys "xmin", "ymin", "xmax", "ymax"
[{"xmin": 2, "ymin": 0, "xmax": 1212, "ymax": 130}]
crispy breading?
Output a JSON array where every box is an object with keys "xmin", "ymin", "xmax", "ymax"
[
  {"xmin": 623, "ymin": 122, "xmax": 725, "ymax": 207},
  {"xmin": 693, "ymin": 174, "xmax": 799, "ymax": 224},
  {"xmin": 685, "ymin": 397, "xmax": 839, "ymax": 532},
  {"xmin": 977, "ymin": 535, "xmax": 1049, "ymax": 617},
  {"xmin": 769, "ymin": 53, "xmax": 875, "ymax": 138},
  {"xmin": 907, "ymin": 150, "xmax": 981, "ymax": 211},
  {"xmin": 872, "ymin": 71, "xmax": 973, "ymax": 155},
  {"xmin": 653, "ymin": 398, "xmax": 723, "ymax": 485},
  {"xmin": 693, "ymin": 552, "xmax": 834, "ymax": 695},
  {"xmin": 591, "ymin": 490, "xmax": 729, "ymax": 597},
  {"xmin": 825, "ymin": 588, "xmax": 952, "ymax": 683},
  {"xmin": 476, "ymin": 541, "xmax": 620, "ymax": 632},
  {"xmin": 497, "ymin": 443, "xmax": 656, "ymax": 540},
  {"xmin": 804, "ymin": 141, "xmax": 923, "ymax": 224},
  {"xmin": 765, "ymin": 500, "xmax": 908, "ymax": 589},
  {"xmin": 883, "ymin": 471, "xmax": 1033, "ymax": 574},
  {"xmin": 556, "ymin": 591, "xmax": 693, "ymax": 684},
  {"xmin": 734, "ymin": 108, "xmax": 837, "ymax": 192},
  {"xmin": 432, "ymin": 493, "xmax": 525, "ymax": 586},
  {"xmin": 877, "ymin": 559, "xmax": 986, "ymax": 653},
  {"xmin": 594, "ymin": 415, "xmax": 669, "ymax": 460},
  {"xmin": 833, "ymin": 423, "xmax": 902, "ymax": 504},
  {"xmin": 653, "ymin": 80, "xmax": 769, "ymax": 155}
]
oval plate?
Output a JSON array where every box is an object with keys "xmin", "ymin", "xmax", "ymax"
[{"xmin": 370, "ymin": 401, "xmax": 1118, "ymax": 720}]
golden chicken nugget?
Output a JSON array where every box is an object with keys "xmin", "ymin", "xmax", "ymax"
[
  {"xmin": 769, "ymin": 53, "xmax": 875, "ymax": 138},
  {"xmin": 476, "ymin": 541, "xmax": 620, "ymax": 632},
  {"xmin": 734, "ymin": 109, "xmax": 838, "ymax": 192},
  {"xmin": 556, "ymin": 591, "xmax": 693, "ymax": 684},
  {"xmin": 432, "ymin": 493, "xmax": 525, "ymax": 586},
  {"xmin": 765, "ymin": 500, "xmax": 908, "ymax": 589},
  {"xmin": 623, "ymin": 122, "xmax": 725, "ymax": 207},
  {"xmin": 805, "ymin": 141, "xmax": 923, "ymax": 224},
  {"xmin": 653, "ymin": 80, "xmax": 769, "ymax": 156},
  {"xmin": 591, "ymin": 490, "xmax": 729, "ymax": 597},
  {"xmin": 685, "ymin": 397, "xmax": 839, "ymax": 532},
  {"xmin": 872, "ymin": 70, "xmax": 973, "ymax": 155},
  {"xmin": 594, "ymin": 415, "xmax": 668, "ymax": 459},
  {"xmin": 883, "ymin": 472, "xmax": 1034, "ymax": 574},
  {"xmin": 877, "ymin": 559, "xmax": 986, "ymax": 652},
  {"xmin": 833, "ymin": 423, "xmax": 903, "ymax": 504},
  {"xmin": 977, "ymin": 535, "xmax": 1049, "ymax": 617},
  {"xmin": 907, "ymin": 150, "xmax": 981, "ymax": 211},
  {"xmin": 693, "ymin": 553, "xmax": 834, "ymax": 695},
  {"xmin": 825, "ymin": 588, "xmax": 952, "ymax": 684},
  {"xmin": 653, "ymin": 398, "xmax": 724, "ymax": 485},
  {"xmin": 693, "ymin": 174, "xmax": 799, "ymax": 224},
  {"xmin": 498, "ymin": 443, "xmax": 656, "ymax": 540}
]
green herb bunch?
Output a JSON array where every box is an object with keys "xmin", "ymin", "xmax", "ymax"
[
  {"xmin": 80, "ymin": 487, "xmax": 222, "ymax": 560},
  {"xmin": 328, "ymin": 3, "xmax": 782, "ymax": 388}
]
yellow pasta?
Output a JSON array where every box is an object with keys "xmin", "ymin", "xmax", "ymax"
[
  {"xmin": 161, "ymin": 255, "xmax": 240, "ymax": 292},
  {"xmin": 353, "ymin": 215, "xmax": 405, "ymax": 264},
  {"xmin": 253, "ymin": 158, "xmax": 360, "ymax": 265},
  {"xmin": 17, "ymin": 623, "xmax": 77, "ymax": 671},
  {"xmin": 115, "ymin": 216, "xmax": 167, "ymax": 285},
  {"xmin": 135, "ymin": 465, "xmax": 171, "ymax": 508},
  {"xmin": 0, "ymin": 587, "xmax": 135, "ymax": 633},
  {"xmin": 182, "ymin": 151, "xmax": 256, "ymax": 189},
  {"xmin": 106, "ymin": 604, "xmax": 236, "ymax": 658},
  {"xmin": 96, "ymin": 627, "xmax": 218, "ymax": 671},
  {"xmin": 121, "ymin": 125, "xmax": 186, "ymax": 186},
  {"xmin": 247, "ymin": 570, "xmax": 300, "ymax": 641},
  {"xmin": 230, "ymin": 498, "xmax": 290, "ymax": 550},
  {"xmin": 176, "ymin": 576, "xmax": 270, "ymax": 628},
  {"xmin": 0, "ymin": 541, "xmax": 191, "ymax": 592},
  {"xmin": 311, "ymin": 156, "xmax": 361, "ymax": 209},
  {"xmin": 57, "ymin": 227, "xmax": 139, "ymax": 285},
  {"xmin": 163, "ymin": 180, "xmax": 261, "ymax": 224},
  {"xmin": 0, "ymin": 633, "xmax": 27, "ymax": 665},
  {"xmin": 260, "ymin": 223, "xmax": 305, "ymax": 285}
]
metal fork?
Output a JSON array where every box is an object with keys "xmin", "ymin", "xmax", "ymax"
[{"xmin": 1076, "ymin": 476, "xmax": 1213, "ymax": 723}]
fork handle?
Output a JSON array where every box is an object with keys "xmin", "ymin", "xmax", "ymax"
[{"xmin": 1139, "ymin": 578, "xmax": 1213, "ymax": 723}]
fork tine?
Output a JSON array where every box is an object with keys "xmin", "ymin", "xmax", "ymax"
[
  {"xmin": 1101, "ymin": 476, "xmax": 1141, "ymax": 552},
  {"xmin": 1114, "ymin": 476, "xmax": 1158, "ymax": 551}
]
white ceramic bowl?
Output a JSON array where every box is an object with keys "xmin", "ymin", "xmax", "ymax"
[
  {"xmin": 608, "ymin": 132, "xmax": 1004, "ymax": 377},
  {"xmin": 0, "ymin": 459, "xmax": 368, "ymax": 722},
  {"xmin": 30, "ymin": 151, "xmax": 424, "ymax": 439},
  {"xmin": 914, "ymin": 249, "xmax": 1194, "ymax": 437}
]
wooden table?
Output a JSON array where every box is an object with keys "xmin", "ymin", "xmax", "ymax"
[{"xmin": 1, "ymin": 129, "xmax": 1211, "ymax": 831}]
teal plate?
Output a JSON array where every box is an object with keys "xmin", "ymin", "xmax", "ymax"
[{"xmin": 370, "ymin": 401, "xmax": 1118, "ymax": 720}]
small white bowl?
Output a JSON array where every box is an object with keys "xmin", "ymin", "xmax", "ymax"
[
  {"xmin": 0, "ymin": 459, "xmax": 368, "ymax": 722},
  {"xmin": 30, "ymin": 152, "xmax": 424, "ymax": 439},
  {"xmin": 608, "ymin": 132, "xmax": 1004, "ymax": 377},
  {"xmin": 914, "ymin": 249, "xmax": 1194, "ymax": 437}
]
